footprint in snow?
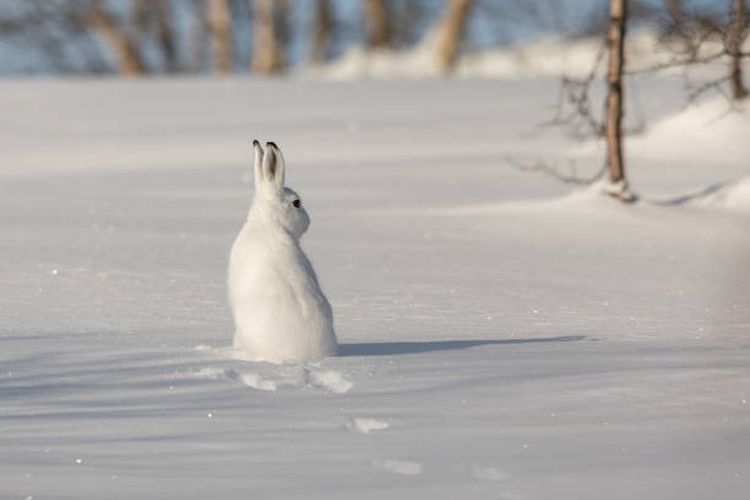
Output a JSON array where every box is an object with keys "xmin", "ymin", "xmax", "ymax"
[
  {"xmin": 373, "ymin": 459, "xmax": 423, "ymax": 475},
  {"xmin": 187, "ymin": 367, "xmax": 227, "ymax": 380},
  {"xmin": 226, "ymin": 370, "xmax": 278, "ymax": 391},
  {"xmin": 346, "ymin": 417, "xmax": 389, "ymax": 434},
  {"xmin": 470, "ymin": 465, "xmax": 509, "ymax": 481},
  {"xmin": 305, "ymin": 368, "xmax": 353, "ymax": 394},
  {"xmin": 188, "ymin": 366, "xmax": 353, "ymax": 394},
  {"xmin": 188, "ymin": 367, "xmax": 279, "ymax": 391}
]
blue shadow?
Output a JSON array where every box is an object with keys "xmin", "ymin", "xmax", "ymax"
[{"xmin": 339, "ymin": 335, "xmax": 587, "ymax": 357}]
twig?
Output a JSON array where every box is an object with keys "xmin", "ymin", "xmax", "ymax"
[
  {"xmin": 505, "ymin": 155, "xmax": 607, "ymax": 186},
  {"xmin": 543, "ymin": 39, "xmax": 608, "ymax": 138}
]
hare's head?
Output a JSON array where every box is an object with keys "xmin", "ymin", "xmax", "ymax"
[{"xmin": 250, "ymin": 141, "xmax": 310, "ymax": 239}]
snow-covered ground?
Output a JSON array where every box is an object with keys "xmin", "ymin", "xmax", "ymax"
[
  {"xmin": 1, "ymin": 77, "xmax": 749, "ymax": 500},
  {"xmin": 305, "ymin": 31, "xmax": 749, "ymax": 80}
]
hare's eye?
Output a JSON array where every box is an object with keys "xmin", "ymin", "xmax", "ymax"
[{"xmin": 292, "ymin": 199, "xmax": 301, "ymax": 208}]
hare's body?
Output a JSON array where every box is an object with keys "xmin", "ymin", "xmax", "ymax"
[
  {"xmin": 228, "ymin": 141, "xmax": 337, "ymax": 363},
  {"xmin": 229, "ymin": 218, "xmax": 337, "ymax": 362}
]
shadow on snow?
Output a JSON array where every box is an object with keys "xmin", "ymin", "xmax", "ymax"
[
  {"xmin": 339, "ymin": 335, "xmax": 587, "ymax": 357},
  {"xmin": 649, "ymin": 182, "xmax": 727, "ymax": 206}
]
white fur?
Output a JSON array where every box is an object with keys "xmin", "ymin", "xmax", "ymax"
[{"xmin": 228, "ymin": 141, "xmax": 338, "ymax": 363}]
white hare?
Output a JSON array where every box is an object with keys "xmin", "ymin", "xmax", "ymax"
[{"xmin": 228, "ymin": 141, "xmax": 338, "ymax": 363}]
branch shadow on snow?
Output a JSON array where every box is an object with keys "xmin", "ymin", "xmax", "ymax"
[
  {"xmin": 339, "ymin": 335, "xmax": 587, "ymax": 357},
  {"xmin": 649, "ymin": 182, "xmax": 727, "ymax": 206}
]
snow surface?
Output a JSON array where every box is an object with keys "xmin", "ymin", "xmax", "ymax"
[
  {"xmin": 305, "ymin": 30, "xmax": 748, "ymax": 80},
  {"xmin": 1, "ymin": 77, "xmax": 749, "ymax": 500}
]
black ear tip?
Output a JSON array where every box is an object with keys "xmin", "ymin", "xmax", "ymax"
[
  {"xmin": 266, "ymin": 141, "xmax": 278, "ymax": 149},
  {"xmin": 252, "ymin": 139, "xmax": 260, "ymax": 147}
]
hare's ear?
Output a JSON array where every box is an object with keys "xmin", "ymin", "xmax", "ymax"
[
  {"xmin": 263, "ymin": 141, "xmax": 285, "ymax": 192},
  {"xmin": 252, "ymin": 139, "xmax": 264, "ymax": 189}
]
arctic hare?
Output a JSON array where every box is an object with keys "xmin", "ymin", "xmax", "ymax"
[{"xmin": 228, "ymin": 141, "xmax": 338, "ymax": 363}]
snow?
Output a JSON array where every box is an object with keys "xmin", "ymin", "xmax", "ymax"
[
  {"xmin": 629, "ymin": 97, "xmax": 750, "ymax": 166},
  {"xmin": 305, "ymin": 30, "xmax": 745, "ymax": 80},
  {"xmin": 1, "ymin": 77, "xmax": 749, "ymax": 500},
  {"xmin": 373, "ymin": 459, "xmax": 424, "ymax": 476},
  {"xmin": 347, "ymin": 417, "xmax": 390, "ymax": 434},
  {"xmin": 702, "ymin": 177, "xmax": 750, "ymax": 213}
]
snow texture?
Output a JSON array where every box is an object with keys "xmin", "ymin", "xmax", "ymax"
[
  {"xmin": 1, "ymin": 77, "xmax": 749, "ymax": 500},
  {"xmin": 347, "ymin": 417, "xmax": 390, "ymax": 434}
]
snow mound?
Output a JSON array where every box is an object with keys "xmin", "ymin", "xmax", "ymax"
[
  {"xmin": 187, "ymin": 366, "xmax": 363, "ymax": 392},
  {"xmin": 303, "ymin": 45, "xmax": 437, "ymax": 80},
  {"xmin": 305, "ymin": 30, "xmax": 728, "ymax": 80},
  {"xmin": 691, "ymin": 177, "xmax": 750, "ymax": 214},
  {"xmin": 306, "ymin": 368, "xmax": 353, "ymax": 394},
  {"xmin": 231, "ymin": 371, "xmax": 279, "ymax": 391},
  {"xmin": 630, "ymin": 97, "xmax": 750, "ymax": 162},
  {"xmin": 347, "ymin": 417, "xmax": 390, "ymax": 434},
  {"xmin": 426, "ymin": 179, "xmax": 630, "ymax": 216},
  {"xmin": 186, "ymin": 367, "xmax": 278, "ymax": 390},
  {"xmin": 187, "ymin": 367, "xmax": 227, "ymax": 380}
]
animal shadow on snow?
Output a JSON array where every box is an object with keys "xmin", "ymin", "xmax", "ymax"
[{"xmin": 339, "ymin": 335, "xmax": 587, "ymax": 357}]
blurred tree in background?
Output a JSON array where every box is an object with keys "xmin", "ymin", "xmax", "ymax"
[
  {"xmin": 207, "ymin": 0, "xmax": 232, "ymax": 73},
  {"xmin": 252, "ymin": 0, "xmax": 289, "ymax": 74},
  {"xmin": 0, "ymin": 0, "xmax": 467, "ymax": 75},
  {"xmin": 0, "ymin": 0, "xmax": 745, "ymax": 83},
  {"xmin": 308, "ymin": 0, "xmax": 333, "ymax": 62},
  {"xmin": 728, "ymin": 0, "xmax": 747, "ymax": 98},
  {"xmin": 363, "ymin": 0, "xmax": 392, "ymax": 49},
  {"xmin": 657, "ymin": 0, "xmax": 747, "ymax": 100}
]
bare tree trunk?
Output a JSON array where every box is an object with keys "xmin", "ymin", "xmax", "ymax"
[
  {"xmin": 131, "ymin": 0, "xmax": 151, "ymax": 33},
  {"xmin": 605, "ymin": 0, "xmax": 627, "ymax": 193},
  {"xmin": 664, "ymin": 0, "xmax": 694, "ymax": 58},
  {"xmin": 207, "ymin": 0, "xmax": 233, "ymax": 74},
  {"xmin": 153, "ymin": 0, "xmax": 177, "ymax": 73},
  {"xmin": 433, "ymin": 0, "xmax": 473, "ymax": 72},
  {"xmin": 664, "ymin": 0, "xmax": 684, "ymax": 33},
  {"xmin": 129, "ymin": 0, "xmax": 177, "ymax": 73},
  {"xmin": 187, "ymin": 0, "xmax": 209, "ymax": 72},
  {"xmin": 89, "ymin": 0, "xmax": 145, "ymax": 76},
  {"xmin": 363, "ymin": 0, "xmax": 391, "ymax": 49},
  {"xmin": 729, "ymin": 0, "xmax": 748, "ymax": 100},
  {"xmin": 310, "ymin": 0, "xmax": 334, "ymax": 62},
  {"xmin": 252, "ymin": 0, "xmax": 288, "ymax": 75}
]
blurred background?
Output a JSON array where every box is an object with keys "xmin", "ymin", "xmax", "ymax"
[{"xmin": 0, "ymin": 0, "xmax": 743, "ymax": 78}]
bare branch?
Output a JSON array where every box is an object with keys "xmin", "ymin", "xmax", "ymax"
[
  {"xmin": 504, "ymin": 155, "xmax": 607, "ymax": 186},
  {"xmin": 544, "ymin": 40, "xmax": 607, "ymax": 138}
]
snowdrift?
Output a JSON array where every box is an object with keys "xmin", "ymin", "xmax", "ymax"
[
  {"xmin": 305, "ymin": 30, "xmax": 737, "ymax": 80},
  {"xmin": 627, "ymin": 97, "xmax": 750, "ymax": 213},
  {"xmin": 630, "ymin": 97, "xmax": 750, "ymax": 164},
  {"xmin": 685, "ymin": 176, "xmax": 750, "ymax": 214}
]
